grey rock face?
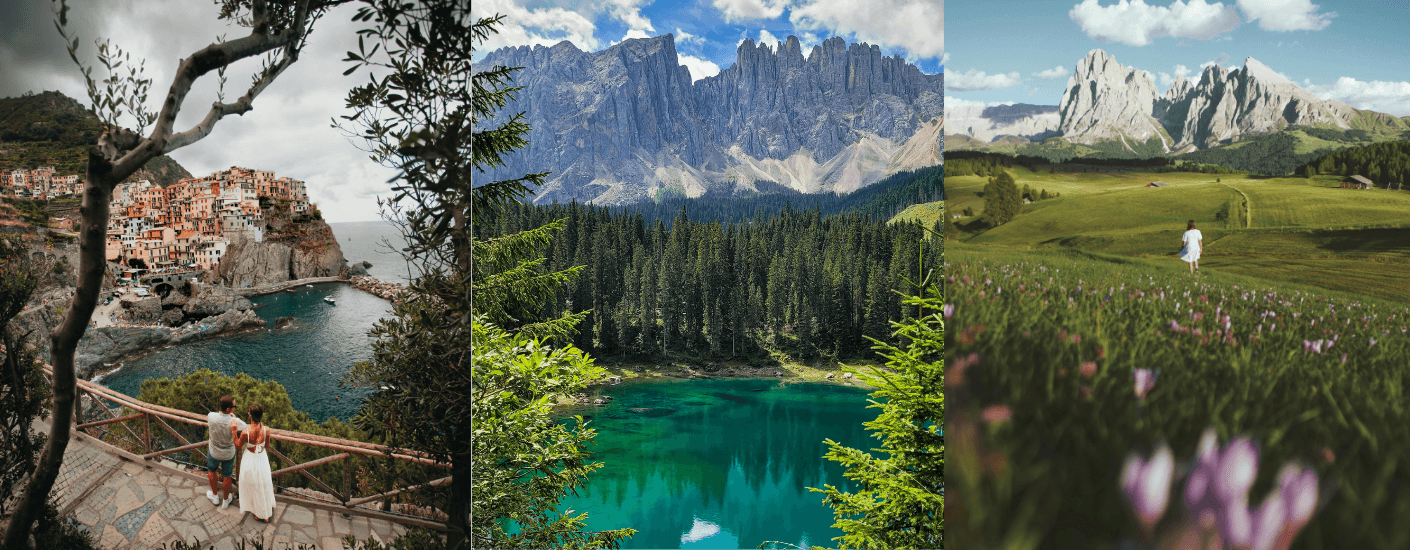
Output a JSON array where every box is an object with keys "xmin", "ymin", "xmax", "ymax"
[
  {"xmin": 476, "ymin": 34, "xmax": 943, "ymax": 205},
  {"xmin": 1056, "ymin": 50, "xmax": 1362, "ymax": 152},
  {"xmin": 122, "ymin": 296, "xmax": 164, "ymax": 324},
  {"xmin": 74, "ymin": 327, "xmax": 173, "ymax": 379},
  {"xmin": 183, "ymin": 283, "xmax": 254, "ymax": 318},
  {"xmin": 1058, "ymin": 50, "xmax": 1169, "ymax": 149}
]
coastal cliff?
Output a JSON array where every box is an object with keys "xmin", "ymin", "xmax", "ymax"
[{"xmin": 206, "ymin": 206, "xmax": 348, "ymax": 288}]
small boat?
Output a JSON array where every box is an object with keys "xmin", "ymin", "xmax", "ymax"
[
  {"xmin": 286, "ymin": 289, "xmax": 295, "ymax": 293},
  {"xmin": 306, "ymin": 284, "xmax": 312, "ymax": 287},
  {"xmin": 324, "ymin": 296, "xmax": 336, "ymax": 304}
]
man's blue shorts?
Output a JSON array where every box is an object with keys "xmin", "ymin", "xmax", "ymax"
[{"xmin": 206, "ymin": 454, "xmax": 234, "ymax": 478}]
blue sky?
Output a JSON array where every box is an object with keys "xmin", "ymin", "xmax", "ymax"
[
  {"xmin": 948, "ymin": 0, "xmax": 1410, "ymax": 116},
  {"xmin": 470, "ymin": 0, "xmax": 945, "ymax": 80}
]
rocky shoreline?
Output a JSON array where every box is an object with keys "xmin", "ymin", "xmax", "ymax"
[
  {"xmin": 12, "ymin": 282, "xmax": 269, "ymax": 380},
  {"xmin": 350, "ymin": 275, "xmax": 409, "ymax": 303}
]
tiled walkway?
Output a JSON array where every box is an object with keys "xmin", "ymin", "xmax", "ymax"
[{"xmin": 49, "ymin": 428, "xmax": 411, "ymax": 549}]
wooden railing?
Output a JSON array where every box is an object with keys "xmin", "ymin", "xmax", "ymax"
[{"xmin": 44, "ymin": 366, "xmax": 452, "ymax": 525}]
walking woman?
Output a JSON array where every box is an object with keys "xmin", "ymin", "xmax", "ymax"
[
  {"xmin": 236, "ymin": 404, "xmax": 277, "ymax": 522},
  {"xmin": 1180, "ymin": 220, "xmax": 1203, "ymax": 275}
]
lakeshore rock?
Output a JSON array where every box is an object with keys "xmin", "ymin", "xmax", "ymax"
[
  {"xmin": 350, "ymin": 275, "xmax": 408, "ymax": 303},
  {"xmin": 274, "ymin": 316, "xmax": 296, "ymax": 329}
]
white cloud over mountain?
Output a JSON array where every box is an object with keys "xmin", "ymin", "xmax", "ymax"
[
  {"xmin": 789, "ymin": 0, "xmax": 945, "ymax": 59},
  {"xmin": 1069, "ymin": 0, "xmax": 1241, "ymax": 46},
  {"xmin": 1235, "ymin": 0, "xmax": 1334, "ymax": 31},
  {"xmin": 679, "ymin": 54, "xmax": 722, "ymax": 82},
  {"xmin": 1033, "ymin": 66, "xmax": 1069, "ymax": 80},
  {"xmin": 1307, "ymin": 77, "xmax": 1410, "ymax": 118},
  {"xmin": 712, "ymin": 0, "xmax": 789, "ymax": 22},
  {"xmin": 947, "ymin": 69, "xmax": 1022, "ymax": 92}
]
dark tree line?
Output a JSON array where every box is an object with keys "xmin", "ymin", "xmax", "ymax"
[
  {"xmin": 479, "ymin": 202, "xmax": 942, "ymax": 363},
  {"xmin": 1178, "ymin": 132, "xmax": 1333, "ymax": 176},
  {"xmin": 1297, "ymin": 140, "xmax": 1410, "ymax": 186},
  {"xmin": 615, "ymin": 166, "xmax": 944, "ymax": 228}
]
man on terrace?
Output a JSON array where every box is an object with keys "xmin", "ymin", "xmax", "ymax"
[{"xmin": 205, "ymin": 395, "xmax": 247, "ymax": 508}]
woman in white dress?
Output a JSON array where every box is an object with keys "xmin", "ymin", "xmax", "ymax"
[
  {"xmin": 1180, "ymin": 220, "xmax": 1203, "ymax": 275},
  {"xmin": 236, "ymin": 404, "xmax": 277, "ymax": 522}
]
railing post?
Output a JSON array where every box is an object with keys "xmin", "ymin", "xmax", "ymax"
[
  {"xmin": 143, "ymin": 412, "xmax": 152, "ymax": 456},
  {"xmin": 343, "ymin": 455, "xmax": 353, "ymax": 506}
]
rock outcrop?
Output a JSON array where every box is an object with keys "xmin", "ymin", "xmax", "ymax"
[
  {"xmin": 1051, "ymin": 50, "xmax": 1366, "ymax": 153},
  {"xmin": 207, "ymin": 226, "xmax": 348, "ymax": 289},
  {"xmin": 74, "ymin": 327, "xmax": 173, "ymax": 379},
  {"xmin": 1058, "ymin": 50, "xmax": 1170, "ymax": 150},
  {"xmin": 183, "ymin": 283, "xmax": 254, "ymax": 318},
  {"xmin": 476, "ymin": 34, "xmax": 943, "ymax": 205},
  {"xmin": 350, "ymin": 275, "xmax": 408, "ymax": 303}
]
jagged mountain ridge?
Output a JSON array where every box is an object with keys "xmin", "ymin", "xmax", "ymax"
[
  {"xmin": 947, "ymin": 50, "xmax": 1407, "ymax": 155},
  {"xmin": 945, "ymin": 103, "xmax": 1059, "ymax": 143},
  {"xmin": 475, "ymin": 34, "xmax": 944, "ymax": 205}
]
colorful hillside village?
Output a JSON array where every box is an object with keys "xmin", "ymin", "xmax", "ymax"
[
  {"xmin": 4, "ymin": 166, "xmax": 81, "ymax": 199},
  {"xmin": 104, "ymin": 167, "xmax": 312, "ymax": 270}
]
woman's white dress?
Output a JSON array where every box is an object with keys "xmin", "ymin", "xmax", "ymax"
[
  {"xmin": 238, "ymin": 424, "xmax": 276, "ymax": 520},
  {"xmin": 1180, "ymin": 229, "xmax": 1203, "ymax": 262}
]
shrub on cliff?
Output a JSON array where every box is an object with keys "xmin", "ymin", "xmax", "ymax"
[{"xmin": 133, "ymin": 369, "xmax": 370, "ymax": 494}]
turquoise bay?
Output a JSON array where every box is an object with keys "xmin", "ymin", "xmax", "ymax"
[
  {"xmin": 557, "ymin": 378, "xmax": 877, "ymax": 550},
  {"xmin": 100, "ymin": 282, "xmax": 390, "ymax": 422}
]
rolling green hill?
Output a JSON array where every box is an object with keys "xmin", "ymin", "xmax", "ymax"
[
  {"xmin": 0, "ymin": 90, "xmax": 193, "ymax": 187},
  {"xmin": 951, "ymin": 161, "xmax": 1410, "ymax": 302}
]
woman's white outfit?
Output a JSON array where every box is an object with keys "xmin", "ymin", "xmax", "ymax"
[
  {"xmin": 1180, "ymin": 229, "xmax": 1203, "ymax": 262},
  {"xmin": 238, "ymin": 424, "xmax": 276, "ymax": 520}
]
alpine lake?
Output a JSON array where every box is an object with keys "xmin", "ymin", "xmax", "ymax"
[{"xmin": 98, "ymin": 275, "xmax": 879, "ymax": 549}]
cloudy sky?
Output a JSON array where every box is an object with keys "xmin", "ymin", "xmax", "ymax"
[
  {"xmin": 0, "ymin": 0, "xmax": 401, "ymax": 223},
  {"xmin": 469, "ymin": 0, "xmax": 945, "ymax": 80},
  {"xmin": 948, "ymin": 0, "xmax": 1410, "ymax": 117}
]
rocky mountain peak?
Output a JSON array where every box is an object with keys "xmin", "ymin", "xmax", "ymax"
[
  {"xmin": 1241, "ymin": 57, "xmax": 1292, "ymax": 86},
  {"xmin": 1058, "ymin": 49, "xmax": 1166, "ymax": 148},
  {"xmin": 475, "ymin": 33, "xmax": 942, "ymax": 205}
]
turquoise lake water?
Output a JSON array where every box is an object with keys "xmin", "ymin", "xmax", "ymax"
[
  {"xmin": 556, "ymin": 379, "xmax": 877, "ymax": 550},
  {"xmin": 99, "ymin": 282, "xmax": 390, "ymax": 422}
]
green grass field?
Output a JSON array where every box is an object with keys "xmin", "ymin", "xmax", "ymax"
[
  {"xmin": 948, "ymin": 164, "xmax": 1410, "ymax": 549},
  {"xmin": 950, "ymin": 169, "xmax": 1410, "ymax": 302},
  {"xmin": 947, "ymin": 244, "xmax": 1410, "ymax": 549}
]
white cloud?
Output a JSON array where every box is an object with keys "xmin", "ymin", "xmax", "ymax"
[
  {"xmin": 1306, "ymin": 77, "xmax": 1410, "ymax": 117},
  {"xmin": 1199, "ymin": 52, "xmax": 1231, "ymax": 69},
  {"xmin": 942, "ymin": 52, "xmax": 950, "ymax": 64},
  {"xmin": 678, "ymin": 54, "xmax": 722, "ymax": 82},
  {"xmin": 1032, "ymin": 65, "xmax": 1069, "ymax": 80},
  {"xmin": 470, "ymin": 0, "xmax": 602, "ymax": 53},
  {"xmin": 1236, "ymin": 0, "xmax": 1333, "ymax": 31},
  {"xmin": 1174, "ymin": 64, "xmax": 1191, "ymax": 78},
  {"xmin": 1028, "ymin": 87, "xmax": 1039, "ymax": 96},
  {"xmin": 712, "ymin": 0, "xmax": 789, "ymax": 22},
  {"xmin": 789, "ymin": 0, "xmax": 944, "ymax": 60},
  {"xmin": 945, "ymin": 96, "xmax": 1017, "ymax": 109},
  {"xmin": 605, "ymin": 0, "xmax": 656, "ymax": 34},
  {"xmin": 675, "ymin": 28, "xmax": 705, "ymax": 45},
  {"xmin": 1158, "ymin": 72, "xmax": 1173, "ymax": 87},
  {"xmin": 614, "ymin": 28, "xmax": 652, "ymax": 45},
  {"xmin": 759, "ymin": 29, "xmax": 782, "ymax": 49},
  {"xmin": 947, "ymin": 69, "xmax": 1023, "ymax": 92},
  {"xmin": 1068, "ymin": 0, "xmax": 1241, "ymax": 47}
]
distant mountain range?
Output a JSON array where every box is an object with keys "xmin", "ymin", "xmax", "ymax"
[
  {"xmin": 475, "ymin": 34, "xmax": 944, "ymax": 205},
  {"xmin": 947, "ymin": 50, "xmax": 1410, "ymax": 156}
]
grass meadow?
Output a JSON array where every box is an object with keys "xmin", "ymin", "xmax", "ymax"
[
  {"xmin": 946, "ymin": 245, "xmax": 1410, "ymax": 549},
  {"xmin": 946, "ymin": 167, "xmax": 1410, "ymax": 549}
]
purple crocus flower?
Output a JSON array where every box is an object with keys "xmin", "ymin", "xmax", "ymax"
[
  {"xmin": 1121, "ymin": 442, "xmax": 1174, "ymax": 536},
  {"xmin": 1134, "ymin": 369, "xmax": 1157, "ymax": 400},
  {"xmin": 943, "ymin": 303, "xmax": 954, "ymax": 319}
]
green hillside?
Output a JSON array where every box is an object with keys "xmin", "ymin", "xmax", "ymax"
[
  {"xmin": 951, "ymin": 160, "xmax": 1410, "ymax": 302},
  {"xmin": 0, "ymin": 90, "xmax": 193, "ymax": 187}
]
